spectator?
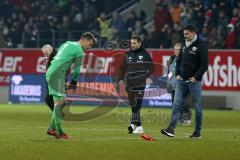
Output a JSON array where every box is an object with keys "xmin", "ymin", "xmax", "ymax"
[
  {"xmin": 96, "ymin": 12, "xmax": 110, "ymax": 47},
  {"xmin": 125, "ymin": 11, "xmax": 138, "ymax": 33},
  {"xmin": 132, "ymin": 21, "xmax": 148, "ymax": 39},
  {"xmin": 235, "ymin": 9, "xmax": 240, "ymax": 48},
  {"xmin": 210, "ymin": 2, "xmax": 220, "ymax": 25},
  {"xmin": 57, "ymin": 0, "xmax": 71, "ymax": 15},
  {"xmin": 229, "ymin": 7, "xmax": 239, "ymax": 25},
  {"xmin": 108, "ymin": 27, "xmax": 119, "ymax": 42},
  {"xmin": 139, "ymin": 9, "xmax": 147, "ymax": 24},
  {"xmin": 192, "ymin": 0, "xmax": 205, "ymax": 29},
  {"xmin": 147, "ymin": 24, "xmax": 160, "ymax": 48},
  {"xmin": 0, "ymin": 0, "xmax": 239, "ymax": 49},
  {"xmin": 38, "ymin": 15, "xmax": 52, "ymax": 46},
  {"xmin": 23, "ymin": 25, "xmax": 38, "ymax": 48},
  {"xmin": 159, "ymin": 24, "xmax": 172, "ymax": 48},
  {"xmin": 215, "ymin": 26, "xmax": 225, "ymax": 49},
  {"xmin": 111, "ymin": 12, "xmax": 126, "ymax": 32},
  {"xmin": 181, "ymin": 9, "xmax": 194, "ymax": 27},
  {"xmin": 171, "ymin": 22, "xmax": 183, "ymax": 47},
  {"xmin": 170, "ymin": 1, "xmax": 183, "ymax": 24},
  {"xmin": 110, "ymin": 12, "xmax": 126, "ymax": 39},
  {"xmin": 133, "ymin": 21, "xmax": 149, "ymax": 48},
  {"xmin": 71, "ymin": 13, "xmax": 86, "ymax": 40},
  {"xmin": 58, "ymin": 15, "xmax": 71, "ymax": 44},
  {"xmin": 0, "ymin": 20, "xmax": 5, "ymax": 47},
  {"xmin": 83, "ymin": 1, "xmax": 98, "ymax": 27},
  {"xmin": 208, "ymin": 27, "xmax": 218, "ymax": 48},
  {"xmin": 218, "ymin": 10, "xmax": 229, "ymax": 33},
  {"xmin": 199, "ymin": 26, "xmax": 208, "ymax": 42},
  {"xmin": 203, "ymin": 10, "xmax": 216, "ymax": 30},
  {"xmin": 154, "ymin": 3, "xmax": 173, "ymax": 31},
  {"xmin": 225, "ymin": 23, "xmax": 236, "ymax": 49}
]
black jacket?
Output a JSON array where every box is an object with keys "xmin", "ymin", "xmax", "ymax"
[
  {"xmin": 118, "ymin": 46, "xmax": 155, "ymax": 85},
  {"xmin": 175, "ymin": 38, "xmax": 208, "ymax": 81},
  {"xmin": 46, "ymin": 48, "xmax": 57, "ymax": 69}
]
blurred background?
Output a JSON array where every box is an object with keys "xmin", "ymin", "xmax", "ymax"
[
  {"xmin": 0, "ymin": 0, "xmax": 240, "ymax": 49},
  {"xmin": 0, "ymin": 0, "xmax": 239, "ymax": 110}
]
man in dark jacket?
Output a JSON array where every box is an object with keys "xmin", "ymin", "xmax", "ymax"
[
  {"xmin": 161, "ymin": 24, "xmax": 209, "ymax": 138},
  {"xmin": 42, "ymin": 44, "xmax": 58, "ymax": 111},
  {"xmin": 118, "ymin": 35, "xmax": 154, "ymax": 134}
]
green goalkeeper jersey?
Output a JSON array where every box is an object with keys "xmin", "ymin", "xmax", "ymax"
[{"xmin": 46, "ymin": 41, "xmax": 84, "ymax": 81}]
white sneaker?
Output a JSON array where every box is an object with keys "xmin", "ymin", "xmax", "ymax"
[
  {"xmin": 128, "ymin": 124, "xmax": 135, "ymax": 134},
  {"xmin": 133, "ymin": 126, "xmax": 144, "ymax": 134}
]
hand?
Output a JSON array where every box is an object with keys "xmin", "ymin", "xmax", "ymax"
[
  {"xmin": 189, "ymin": 77, "xmax": 197, "ymax": 82},
  {"xmin": 119, "ymin": 80, "xmax": 125, "ymax": 90},
  {"xmin": 146, "ymin": 78, "xmax": 153, "ymax": 85},
  {"xmin": 67, "ymin": 79, "xmax": 77, "ymax": 90},
  {"xmin": 176, "ymin": 75, "xmax": 183, "ymax": 80}
]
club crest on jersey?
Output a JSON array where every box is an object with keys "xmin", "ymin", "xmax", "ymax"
[
  {"xmin": 128, "ymin": 56, "xmax": 133, "ymax": 61},
  {"xmin": 139, "ymin": 55, "xmax": 143, "ymax": 60},
  {"xmin": 192, "ymin": 46, "xmax": 197, "ymax": 52},
  {"xmin": 182, "ymin": 46, "xmax": 185, "ymax": 52}
]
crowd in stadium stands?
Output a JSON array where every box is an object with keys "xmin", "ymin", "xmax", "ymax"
[
  {"xmin": 152, "ymin": 0, "xmax": 240, "ymax": 49},
  {"xmin": 0, "ymin": 0, "xmax": 240, "ymax": 49}
]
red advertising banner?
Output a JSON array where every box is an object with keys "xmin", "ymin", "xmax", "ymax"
[
  {"xmin": 0, "ymin": 49, "xmax": 45, "ymax": 86},
  {"xmin": 202, "ymin": 50, "xmax": 240, "ymax": 90},
  {"xmin": 0, "ymin": 49, "xmax": 239, "ymax": 91}
]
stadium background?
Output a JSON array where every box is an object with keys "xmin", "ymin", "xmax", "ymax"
[
  {"xmin": 0, "ymin": 0, "xmax": 239, "ymax": 109},
  {"xmin": 0, "ymin": 1, "xmax": 240, "ymax": 160}
]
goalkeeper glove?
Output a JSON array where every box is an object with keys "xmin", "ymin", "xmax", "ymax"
[{"xmin": 67, "ymin": 79, "xmax": 77, "ymax": 90}]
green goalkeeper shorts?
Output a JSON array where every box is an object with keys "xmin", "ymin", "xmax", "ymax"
[{"xmin": 46, "ymin": 74, "xmax": 66, "ymax": 101}]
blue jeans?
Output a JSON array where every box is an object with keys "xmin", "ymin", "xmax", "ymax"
[{"xmin": 169, "ymin": 80, "xmax": 202, "ymax": 133}]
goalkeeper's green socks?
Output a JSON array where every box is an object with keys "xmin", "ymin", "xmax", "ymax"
[
  {"xmin": 54, "ymin": 105, "xmax": 64, "ymax": 135},
  {"xmin": 50, "ymin": 104, "xmax": 64, "ymax": 135},
  {"xmin": 50, "ymin": 111, "xmax": 56, "ymax": 129}
]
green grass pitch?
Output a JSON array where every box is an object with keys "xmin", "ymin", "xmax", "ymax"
[{"xmin": 0, "ymin": 104, "xmax": 239, "ymax": 160}]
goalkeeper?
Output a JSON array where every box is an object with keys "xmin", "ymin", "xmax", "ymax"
[
  {"xmin": 42, "ymin": 44, "xmax": 71, "ymax": 112},
  {"xmin": 46, "ymin": 32, "xmax": 96, "ymax": 139}
]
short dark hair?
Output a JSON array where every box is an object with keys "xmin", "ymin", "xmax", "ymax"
[
  {"xmin": 131, "ymin": 35, "xmax": 142, "ymax": 43},
  {"xmin": 81, "ymin": 32, "xmax": 96, "ymax": 44},
  {"xmin": 174, "ymin": 43, "xmax": 182, "ymax": 47},
  {"xmin": 184, "ymin": 24, "xmax": 197, "ymax": 33}
]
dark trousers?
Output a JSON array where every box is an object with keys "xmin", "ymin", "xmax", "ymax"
[
  {"xmin": 45, "ymin": 84, "xmax": 54, "ymax": 111},
  {"xmin": 126, "ymin": 84, "xmax": 145, "ymax": 126}
]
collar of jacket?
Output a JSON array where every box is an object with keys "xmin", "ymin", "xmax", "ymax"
[
  {"xmin": 130, "ymin": 45, "xmax": 146, "ymax": 53},
  {"xmin": 185, "ymin": 35, "xmax": 197, "ymax": 47}
]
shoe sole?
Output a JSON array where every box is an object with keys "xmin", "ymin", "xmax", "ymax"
[
  {"xmin": 190, "ymin": 136, "xmax": 201, "ymax": 139},
  {"xmin": 47, "ymin": 131, "xmax": 58, "ymax": 137},
  {"xmin": 133, "ymin": 129, "xmax": 144, "ymax": 134},
  {"xmin": 133, "ymin": 131, "xmax": 144, "ymax": 134},
  {"xmin": 57, "ymin": 137, "xmax": 71, "ymax": 140},
  {"xmin": 56, "ymin": 135, "xmax": 71, "ymax": 140},
  {"xmin": 161, "ymin": 129, "xmax": 175, "ymax": 137}
]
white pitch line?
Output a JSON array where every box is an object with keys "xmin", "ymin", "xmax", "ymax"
[
  {"xmin": 0, "ymin": 127, "xmax": 159, "ymax": 132},
  {"xmin": 1, "ymin": 127, "xmax": 240, "ymax": 133},
  {"xmin": 70, "ymin": 137, "xmax": 141, "ymax": 141}
]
